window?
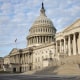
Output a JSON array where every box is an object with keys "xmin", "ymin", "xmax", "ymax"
[
  {"xmin": 43, "ymin": 28, "xmax": 45, "ymax": 32},
  {"xmin": 38, "ymin": 57, "xmax": 40, "ymax": 62},
  {"xmin": 42, "ymin": 56, "xmax": 44, "ymax": 60},
  {"xmin": 46, "ymin": 55, "xmax": 47, "ymax": 59},
  {"xmin": 36, "ymin": 58, "xmax": 37, "ymax": 62},
  {"xmin": 46, "ymin": 28, "xmax": 47, "ymax": 32},
  {"xmin": 48, "ymin": 29, "xmax": 49, "ymax": 32},
  {"xmin": 39, "ymin": 29, "xmax": 40, "ymax": 32},
  {"xmin": 41, "ymin": 28, "xmax": 42, "ymax": 32},
  {"xmin": 43, "ymin": 20, "xmax": 44, "ymax": 22}
]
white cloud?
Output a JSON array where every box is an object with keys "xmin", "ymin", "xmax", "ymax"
[
  {"xmin": 0, "ymin": 15, "xmax": 10, "ymax": 24},
  {"xmin": 0, "ymin": 2, "xmax": 13, "ymax": 15}
]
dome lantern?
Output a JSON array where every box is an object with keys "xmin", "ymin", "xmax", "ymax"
[{"xmin": 40, "ymin": 2, "xmax": 46, "ymax": 16}]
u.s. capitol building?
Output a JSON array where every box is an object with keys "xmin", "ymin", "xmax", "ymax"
[{"xmin": 3, "ymin": 3, "xmax": 80, "ymax": 74}]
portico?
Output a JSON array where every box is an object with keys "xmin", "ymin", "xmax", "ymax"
[{"xmin": 56, "ymin": 19, "xmax": 80, "ymax": 57}]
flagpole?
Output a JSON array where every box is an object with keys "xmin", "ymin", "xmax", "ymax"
[
  {"xmin": 15, "ymin": 38, "xmax": 17, "ymax": 48},
  {"xmin": 16, "ymin": 41, "xmax": 17, "ymax": 48}
]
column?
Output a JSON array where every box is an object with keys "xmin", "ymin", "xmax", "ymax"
[
  {"xmin": 45, "ymin": 36, "xmax": 47, "ymax": 43},
  {"xmin": 18, "ymin": 54, "xmax": 20, "ymax": 64},
  {"xmin": 28, "ymin": 39, "xmax": 29, "ymax": 45},
  {"xmin": 43, "ymin": 36, "xmax": 45, "ymax": 43},
  {"xmin": 44, "ymin": 36, "xmax": 46, "ymax": 43},
  {"xmin": 17, "ymin": 54, "xmax": 19, "ymax": 63},
  {"xmin": 50, "ymin": 36, "xmax": 51, "ymax": 42},
  {"xmin": 27, "ymin": 39, "xmax": 28, "ymax": 45},
  {"xmin": 32, "ymin": 38, "xmax": 33, "ymax": 44},
  {"xmin": 34, "ymin": 37, "xmax": 35, "ymax": 43},
  {"xmin": 42, "ymin": 36, "xmax": 43, "ymax": 43},
  {"xmin": 29, "ymin": 38, "xmax": 31, "ymax": 44},
  {"xmin": 31, "ymin": 38, "xmax": 32, "ymax": 44},
  {"xmin": 68, "ymin": 35, "xmax": 71, "ymax": 56},
  {"xmin": 43, "ymin": 36, "xmax": 44, "ymax": 43},
  {"xmin": 52, "ymin": 36, "xmax": 53, "ymax": 42},
  {"xmin": 24, "ymin": 54, "xmax": 26, "ymax": 63},
  {"xmin": 41, "ymin": 36, "xmax": 42, "ymax": 43},
  {"xmin": 35, "ymin": 37, "xmax": 36, "ymax": 43},
  {"xmin": 73, "ymin": 33, "xmax": 77, "ymax": 55},
  {"xmin": 56, "ymin": 41, "xmax": 58, "ymax": 54},
  {"xmin": 38, "ymin": 36, "xmax": 39, "ymax": 43},
  {"xmin": 33, "ymin": 37, "xmax": 34, "ymax": 44},
  {"xmin": 36, "ymin": 36, "xmax": 38, "ymax": 43},
  {"xmin": 27, "ymin": 54, "xmax": 28, "ymax": 64},
  {"xmin": 27, "ymin": 53, "xmax": 28, "ymax": 64},
  {"xmin": 64, "ymin": 37, "xmax": 66, "ymax": 54},
  {"xmin": 13, "ymin": 56, "xmax": 14, "ymax": 63},
  {"xmin": 29, "ymin": 39, "xmax": 30, "ymax": 45},
  {"xmin": 39, "ymin": 36, "xmax": 41, "ymax": 43},
  {"xmin": 60, "ymin": 40, "xmax": 62, "ymax": 53},
  {"xmin": 15, "ymin": 55, "xmax": 16, "ymax": 63},
  {"xmin": 34, "ymin": 37, "xmax": 35, "ymax": 44},
  {"xmin": 39, "ymin": 36, "xmax": 40, "ymax": 43},
  {"xmin": 61, "ymin": 40, "xmax": 63, "ymax": 53},
  {"xmin": 22, "ymin": 54, "xmax": 24, "ymax": 64},
  {"xmin": 78, "ymin": 32, "xmax": 80, "ymax": 54},
  {"xmin": 23, "ymin": 54, "xmax": 24, "ymax": 64},
  {"xmin": 51, "ymin": 36, "xmax": 53, "ymax": 42},
  {"xmin": 17, "ymin": 55, "xmax": 19, "ymax": 63},
  {"xmin": 47, "ymin": 36, "xmax": 48, "ymax": 42},
  {"xmin": 16, "ymin": 55, "xmax": 17, "ymax": 63},
  {"xmin": 24, "ymin": 54, "xmax": 25, "ymax": 64},
  {"xmin": 28, "ymin": 53, "xmax": 29, "ymax": 64},
  {"xmin": 49, "ymin": 36, "xmax": 50, "ymax": 42},
  {"xmin": 30, "ymin": 38, "xmax": 31, "ymax": 44}
]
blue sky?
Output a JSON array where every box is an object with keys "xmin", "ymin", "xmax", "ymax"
[{"xmin": 0, "ymin": 0, "xmax": 80, "ymax": 57}]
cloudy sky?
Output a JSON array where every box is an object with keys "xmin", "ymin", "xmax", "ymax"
[{"xmin": 0, "ymin": 0, "xmax": 80, "ymax": 57}]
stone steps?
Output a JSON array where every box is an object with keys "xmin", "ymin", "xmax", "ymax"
[
  {"xmin": 60, "ymin": 55, "xmax": 80, "ymax": 64},
  {"xmin": 34, "ymin": 66, "xmax": 58, "ymax": 75},
  {"xmin": 56, "ymin": 63, "xmax": 80, "ymax": 75}
]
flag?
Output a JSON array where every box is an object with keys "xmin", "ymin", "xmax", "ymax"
[{"xmin": 15, "ymin": 38, "xmax": 17, "ymax": 43}]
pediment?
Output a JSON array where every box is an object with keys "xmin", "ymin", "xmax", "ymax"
[
  {"xmin": 9, "ymin": 48, "xmax": 18, "ymax": 55},
  {"xmin": 63, "ymin": 19, "xmax": 80, "ymax": 32}
]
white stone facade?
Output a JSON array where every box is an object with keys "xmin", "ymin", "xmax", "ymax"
[
  {"xmin": 0, "ymin": 57, "xmax": 3, "ymax": 70},
  {"xmin": 3, "ymin": 55, "xmax": 10, "ymax": 71},
  {"xmin": 3, "ymin": 3, "xmax": 80, "ymax": 73},
  {"xmin": 32, "ymin": 42, "xmax": 56, "ymax": 70}
]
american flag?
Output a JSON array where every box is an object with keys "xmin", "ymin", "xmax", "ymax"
[{"xmin": 15, "ymin": 38, "xmax": 17, "ymax": 43}]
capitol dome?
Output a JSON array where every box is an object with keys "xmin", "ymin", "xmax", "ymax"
[{"xmin": 27, "ymin": 2, "xmax": 56, "ymax": 47}]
